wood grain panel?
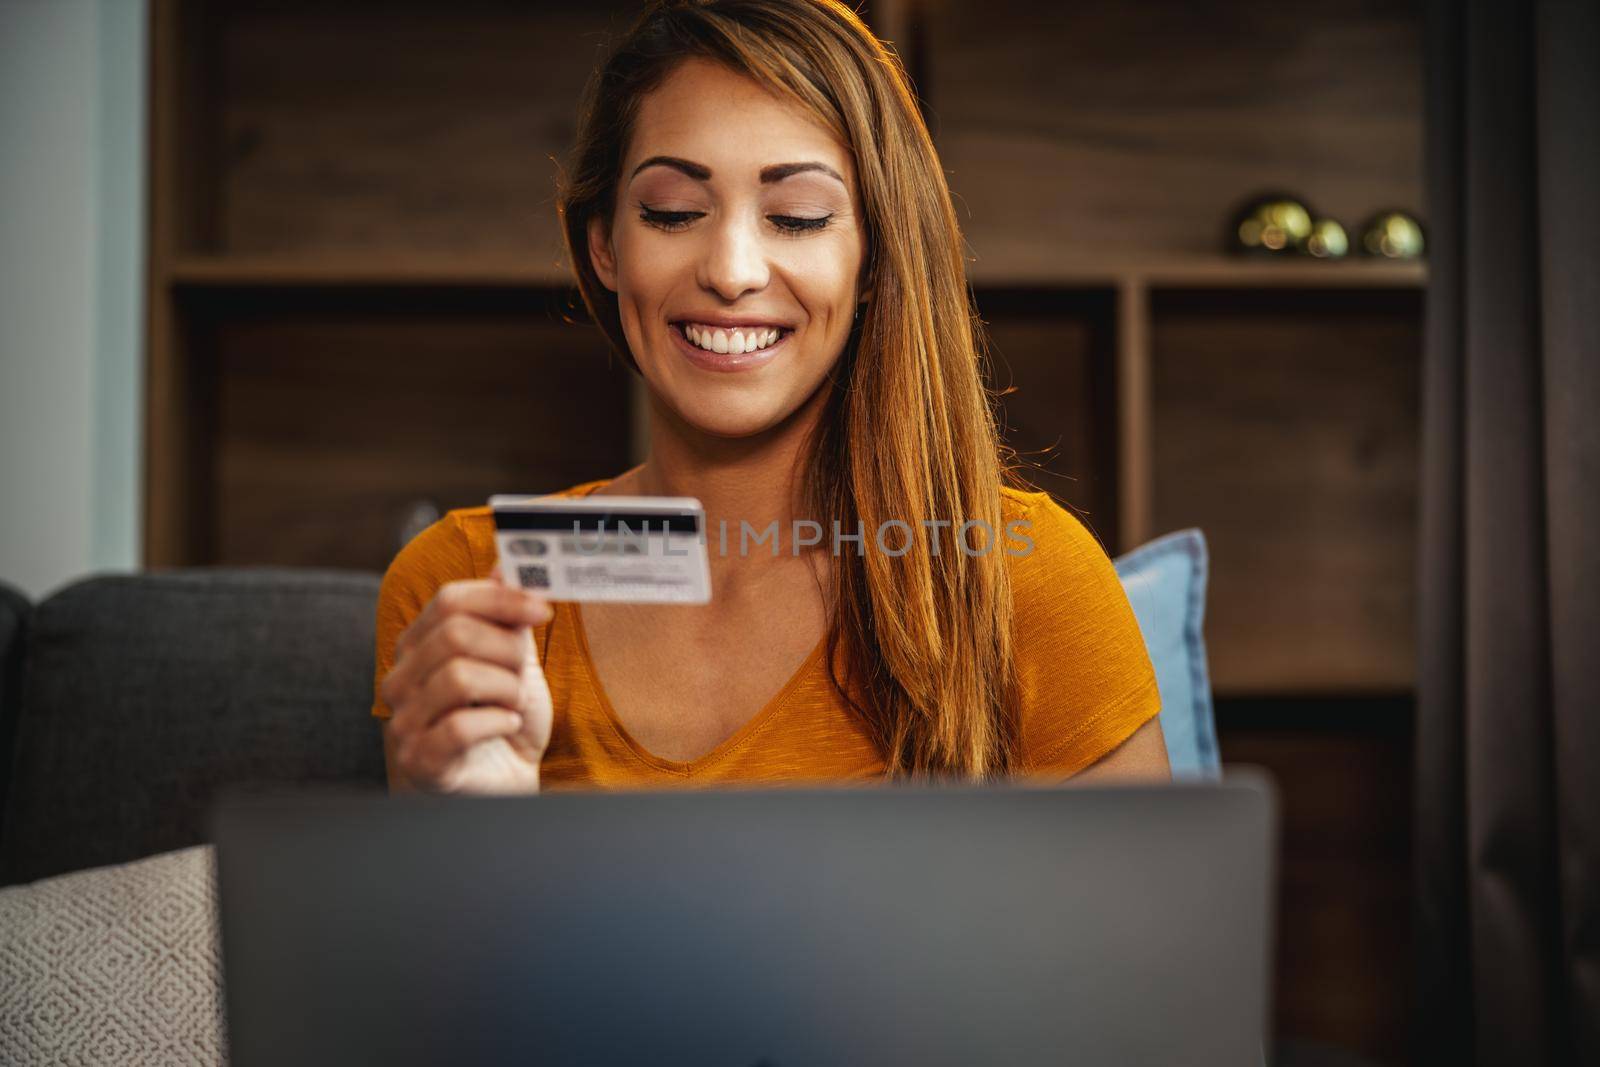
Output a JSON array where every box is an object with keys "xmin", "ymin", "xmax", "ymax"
[
  {"xmin": 146, "ymin": 0, "xmax": 226, "ymax": 566},
  {"xmin": 1219, "ymin": 698, "xmax": 1413, "ymax": 1062},
  {"xmin": 976, "ymin": 289, "xmax": 1119, "ymax": 544},
  {"xmin": 1116, "ymin": 280, "xmax": 1151, "ymax": 550},
  {"xmin": 197, "ymin": 288, "xmax": 633, "ymax": 571},
  {"xmin": 210, "ymin": 0, "xmax": 639, "ymax": 260},
  {"xmin": 924, "ymin": 0, "xmax": 1423, "ymax": 263},
  {"xmin": 1151, "ymin": 288, "xmax": 1421, "ymax": 694}
]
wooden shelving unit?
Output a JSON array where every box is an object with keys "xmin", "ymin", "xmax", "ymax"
[
  {"xmin": 168, "ymin": 255, "xmax": 574, "ymax": 289},
  {"xmin": 145, "ymin": 0, "xmax": 1426, "ymax": 692},
  {"xmin": 919, "ymin": 0, "xmax": 1426, "ymax": 703},
  {"xmin": 164, "ymin": 249, "xmax": 1423, "ymax": 583},
  {"xmin": 147, "ymin": 0, "xmax": 1427, "ymax": 607},
  {"xmin": 966, "ymin": 253, "xmax": 1425, "ymax": 551},
  {"xmin": 169, "ymin": 251, "xmax": 1426, "ymax": 291},
  {"xmin": 970, "ymin": 260, "xmax": 1425, "ymax": 696},
  {"xmin": 968, "ymin": 253, "xmax": 1426, "ymax": 291}
]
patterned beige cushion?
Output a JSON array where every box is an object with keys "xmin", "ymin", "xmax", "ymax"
[{"xmin": 0, "ymin": 846, "xmax": 225, "ymax": 1065}]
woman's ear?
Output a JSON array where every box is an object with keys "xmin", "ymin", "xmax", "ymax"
[{"xmin": 587, "ymin": 215, "xmax": 619, "ymax": 292}]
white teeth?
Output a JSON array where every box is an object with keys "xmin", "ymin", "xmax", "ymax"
[{"xmin": 681, "ymin": 324, "xmax": 783, "ymax": 355}]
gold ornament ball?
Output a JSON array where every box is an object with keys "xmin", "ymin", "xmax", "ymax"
[
  {"xmin": 1305, "ymin": 218, "xmax": 1349, "ymax": 259},
  {"xmin": 1360, "ymin": 211, "xmax": 1426, "ymax": 259},
  {"xmin": 1236, "ymin": 197, "xmax": 1314, "ymax": 254}
]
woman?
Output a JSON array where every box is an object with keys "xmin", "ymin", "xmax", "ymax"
[{"xmin": 371, "ymin": 0, "xmax": 1168, "ymax": 792}]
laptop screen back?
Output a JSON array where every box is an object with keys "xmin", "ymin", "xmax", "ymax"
[{"xmin": 215, "ymin": 779, "xmax": 1274, "ymax": 1066}]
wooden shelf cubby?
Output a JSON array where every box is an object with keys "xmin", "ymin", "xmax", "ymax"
[{"xmin": 178, "ymin": 284, "xmax": 634, "ymax": 571}]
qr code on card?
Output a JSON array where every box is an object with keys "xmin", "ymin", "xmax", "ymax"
[{"xmin": 516, "ymin": 564, "xmax": 551, "ymax": 589}]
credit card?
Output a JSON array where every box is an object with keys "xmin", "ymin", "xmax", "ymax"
[{"xmin": 489, "ymin": 494, "xmax": 712, "ymax": 604}]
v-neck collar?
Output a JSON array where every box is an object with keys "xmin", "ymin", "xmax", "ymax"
[
  {"xmin": 567, "ymin": 599, "xmax": 829, "ymax": 775},
  {"xmin": 560, "ymin": 475, "xmax": 831, "ymax": 774}
]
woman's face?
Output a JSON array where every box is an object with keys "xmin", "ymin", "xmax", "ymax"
[{"xmin": 589, "ymin": 58, "xmax": 869, "ymax": 440}]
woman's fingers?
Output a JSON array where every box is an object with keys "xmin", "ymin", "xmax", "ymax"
[
  {"xmin": 382, "ymin": 576, "xmax": 555, "ymax": 792},
  {"xmin": 390, "ymin": 657, "xmax": 523, "ymax": 738},
  {"xmin": 382, "ymin": 611, "xmax": 530, "ymax": 707},
  {"xmin": 393, "ymin": 579, "xmax": 550, "ymax": 666},
  {"xmin": 399, "ymin": 706, "xmax": 525, "ymax": 783}
]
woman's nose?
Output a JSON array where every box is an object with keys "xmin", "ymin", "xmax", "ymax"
[{"xmin": 699, "ymin": 216, "xmax": 770, "ymax": 302}]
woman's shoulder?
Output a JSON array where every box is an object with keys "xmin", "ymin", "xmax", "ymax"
[
  {"xmin": 997, "ymin": 485, "xmax": 1120, "ymax": 597},
  {"xmin": 997, "ymin": 485, "xmax": 1159, "ymax": 775},
  {"xmin": 381, "ymin": 478, "xmax": 616, "ymax": 595},
  {"xmin": 997, "ymin": 485, "xmax": 1131, "ymax": 646},
  {"xmin": 997, "ymin": 485, "xmax": 1135, "ymax": 663},
  {"xmin": 377, "ymin": 509, "xmax": 487, "ymax": 612}
]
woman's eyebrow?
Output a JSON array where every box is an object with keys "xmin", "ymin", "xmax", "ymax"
[
  {"xmin": 627, "ymin": 156, "xmax": 845, "ymax": 187},
  {"xmin": 760, "ymin": 161, "xmax": 845, "ymax": 185}
]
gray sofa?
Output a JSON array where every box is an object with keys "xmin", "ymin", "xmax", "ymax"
[
  {"xmin": 0, "ymin": 569, "xmax": 390, "ymax": 1064},
  {"xmin": 0, "ymin": 569, "xmax": 387, "ymax": 887}
]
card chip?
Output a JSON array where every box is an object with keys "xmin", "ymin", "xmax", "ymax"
[{"xmin": 517, "ymin": 564, "xmax": 552, "ymax": 589}]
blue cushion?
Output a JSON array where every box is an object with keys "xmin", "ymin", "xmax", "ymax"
[{"xmin": 1113, "ymin": 529, "xmax": 1218, "ymax": 779}]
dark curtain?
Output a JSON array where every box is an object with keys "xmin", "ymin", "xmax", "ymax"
[{"xmin": 1416, "ymin": 0, "xmax": 1599, "ymax": 1064}]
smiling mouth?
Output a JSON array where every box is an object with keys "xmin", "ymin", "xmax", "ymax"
[{"xmin": 673, "ymin": 322, "xmax": 791, "ymax": 356}]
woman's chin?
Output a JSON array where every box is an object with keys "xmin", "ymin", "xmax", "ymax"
[
  {"xmin": 663, "ymin": 393, "xmax": 806, "ymax": 441},
  {"xmin": 639, "ymin": 354, "xmax": 836, "ymax": 442},
  {"xmin": 681, "ymin": 410, "xmax": 792, "ymax": 440}
]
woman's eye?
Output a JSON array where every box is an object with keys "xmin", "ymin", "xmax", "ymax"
[
  {"xmin": 769, "ymin": 214, "xmax": 832, "ymax": 234},
  {"xmin": 639, "ymin": 206, "xmax": 703, "ymax": 231},
  {"xmin": 637, "ymin": 206, "xmax": 831, "ymax": 234}
]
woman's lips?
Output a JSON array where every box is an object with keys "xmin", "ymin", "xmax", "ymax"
[{"xmin": 669, "ymin": 322, "xmax": 789, "ymax": 372}]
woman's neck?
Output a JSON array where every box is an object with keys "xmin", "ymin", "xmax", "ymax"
[{"xmin": 610, "ymin": 381, "xmax": 831, "ymax": 576}]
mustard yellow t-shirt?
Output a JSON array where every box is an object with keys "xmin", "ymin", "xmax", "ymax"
[{"xmin": 370, "ymin": 480, "xmax": 1161, "ymax": 785}]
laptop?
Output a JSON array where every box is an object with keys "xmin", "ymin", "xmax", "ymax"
[{"xmin": 214, "ymin": 774, "xmax": 1276, "ymax": 1066}]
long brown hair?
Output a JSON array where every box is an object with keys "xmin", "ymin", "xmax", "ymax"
[{"xmin": 558, "ymin": 0, "xmax": 1020, "ymax": 779}]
